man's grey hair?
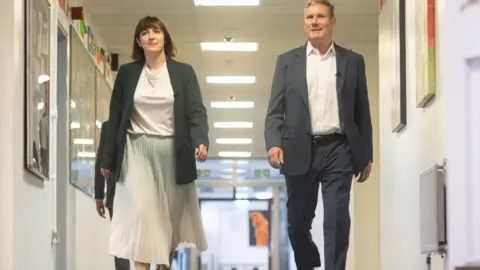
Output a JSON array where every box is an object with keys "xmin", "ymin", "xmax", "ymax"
[{"xmin": 305, "ymin": 0, "xmax": 335, "ymax": 18}]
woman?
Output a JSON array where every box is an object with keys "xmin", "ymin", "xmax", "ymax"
[{"xmin": 100, "ymin": 16, "xmax": 209, "ymax": 270}]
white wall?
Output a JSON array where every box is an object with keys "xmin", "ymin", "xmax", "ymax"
[
  {"xmin": 379, "ymin": 0, "xmax": 446, "ymax": 270},
  {"xmin": 0, "ymin": 0, "xmax": 55, "ymax": 269}
]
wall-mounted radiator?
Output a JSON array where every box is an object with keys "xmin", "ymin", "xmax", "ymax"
[{"xmin": 419, "ymin": 162, "xmax": 447, "ymax": 255}]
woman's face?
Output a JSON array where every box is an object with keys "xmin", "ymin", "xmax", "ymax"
[{"xmin": 137, "ymin": 26, "xmax": 165, "ymax": 54}]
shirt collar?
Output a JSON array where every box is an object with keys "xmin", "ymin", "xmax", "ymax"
[{"xmin": 306, "ymin": 41, "xmax": 336, "ymax": 56}]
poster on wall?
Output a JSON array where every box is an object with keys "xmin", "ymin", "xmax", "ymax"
[
  {"xmin": 25, "ymin": 0, "xmax": 51, "ymax": 180},
  {"xmin": 248, "ymin": 210, "xmax": 271, "ymax": 247},
  {"xmin": 415, "ymin": 0, "xmax": 436, "ymax": 108},
  {"xmin": 389, "ymin": 0, "xmax": 407, "ymax": 132}
]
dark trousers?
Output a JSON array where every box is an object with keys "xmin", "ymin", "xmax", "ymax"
[
  {"xmin": 285, "ymin": 135, "xmax": 353, "ymax": 270},
  {"xmin": 108, "ymin": 207, "xmax": 130, "ymax": 270}
]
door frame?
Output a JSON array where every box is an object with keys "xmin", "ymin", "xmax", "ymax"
[
  {"xmin": 443, "ymin": 0, "xmax": 480, "ymax": 269},
  {"xmin": 196, "ymin": 180, "xmax": 285, "ymax": 270}
]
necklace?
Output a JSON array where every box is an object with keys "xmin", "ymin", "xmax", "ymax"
[{"xmin": 144, "ymin": 66, "xmax": 162, "ymax": 87}]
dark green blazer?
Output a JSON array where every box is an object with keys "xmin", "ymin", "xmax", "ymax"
[{"xmin": 100, "ymin": 58, "xmax": 209, "ymax": 185}]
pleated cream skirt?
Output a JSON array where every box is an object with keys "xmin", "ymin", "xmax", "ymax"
[{"xmin": 109, "ymin": 132, "xmax": 208, "ymax": 266}]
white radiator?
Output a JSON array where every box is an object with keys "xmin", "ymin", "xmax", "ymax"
[{"xmin": 419, "ymin": 162, "xmax": 447, "ymax": 254}]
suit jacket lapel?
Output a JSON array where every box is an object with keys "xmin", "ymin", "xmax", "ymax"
[
  {"xmin": 166, "ymin": 58, "xmax": 180, "ymax": 98},
  {"xmin": 126, "ymin": 61, "xmax": 143, "ymax": 108},
  {"xmin": 166, "ymin": 58, "xmax": 183, "ymax": 151},
  {"xmin": 335, "ymin": 44, "xmax": 347, "ymax": 99},
  {"xmin": 295, "ymin": 45, "xmax": 309, "ymax": 110}
]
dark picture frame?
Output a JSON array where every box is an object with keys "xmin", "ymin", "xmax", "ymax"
[
  {"xmin": 389, "ymin": 0, "xmax": 407, "ymax": 132},
  {"xmin": 24, "ymin": 0, "xmax": 51, "ymax": 180}
]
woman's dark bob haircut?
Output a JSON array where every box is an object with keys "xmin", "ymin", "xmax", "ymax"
[{"xmin": 131, "ymin": 16, "xmax": 177, "ymax": 61}]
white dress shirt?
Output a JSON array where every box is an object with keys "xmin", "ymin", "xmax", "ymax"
[{"xmin": 306, "ymin": 41, "xmax": 341, "ymax": 135}]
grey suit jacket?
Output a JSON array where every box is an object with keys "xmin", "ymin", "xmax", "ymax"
[{"xmin": 264, "ymin": 43, "xmax": 373, "ymax": 176}]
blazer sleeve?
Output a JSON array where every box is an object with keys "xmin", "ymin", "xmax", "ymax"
[
  {"xmin": 264, "ymin": 55, "xmax": 286, "ymax": 151},
  {"xmin": 185, "ymin": 64, "xmax": 209, "ymax": 148},
  {"xmin": 100, "ymin": 66, "xmax": 124, "ymax": 170},
  {"xmin": 355, "ymin": 55, "xmax": 373, "ymax": 162},
  {"xmin": 94, "ymin": 122, "xmax": 107, "ymax": 200}
]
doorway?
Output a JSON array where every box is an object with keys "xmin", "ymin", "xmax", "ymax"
[{"xmin": 191, "ymin": 183, "xmax": 291, "ymax": 270}]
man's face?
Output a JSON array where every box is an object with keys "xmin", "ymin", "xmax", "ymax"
[{"xmin": 304, "ymin": 4, "xmax": 336, "ymax": 42}]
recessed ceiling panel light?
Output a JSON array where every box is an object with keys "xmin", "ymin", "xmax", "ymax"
[
  {"xmin": 206, "ymin": 76, "xmax": 255, "ymax": 84},
  {"xmin": 70, "ymin": 122, "xmax": 80, "ymax": 129},
  {"xmin": 73, "ymin": 138, "xmax": 94, "ymax": 145},
  {"xmin": 77, "ymin": 151, "xmax": 96, "ymax": 158},
  {"xmin": 213, "ymin": 122, "xmax": 253, "ymax": 128},
  {"xmin": 200, "ymin": 42, "xmax": 258, "ymax": 51},
  {"xmin": 194, "ymin": 0, "xmax": 259, "ymax": 6},
  {"xmin": 216, "ymin": 138, "xmax": 252, "ymax": 144},
  {"xmin": 210, "ymin": 101, "xmax": 254, "ymax": 108},
  {"xmin": 218, "ymin": 151, "xmax": 252, "ymax": 158},
  {"xmin": 220, "ymin": 160, "xmax": 249, "ymax": 164}
]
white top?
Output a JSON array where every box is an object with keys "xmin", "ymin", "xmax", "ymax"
[
  {"xmin": 306, "ymin": 41, "xmax": 341, "ymax": 135},
  {"xmin": 130, "ymin": 64, "xmax": 175, "ymax": 136}
]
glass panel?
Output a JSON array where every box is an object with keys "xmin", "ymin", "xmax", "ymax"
[
  {"xmin": 196, "ymin": 158, "xmax": 283, "ymax": 180},
  {"xmin": 198, "ymin": 187, "xmax": 235, "ymax": 199},
  {"xmin": 235, "ymin": 186, "xmax": 273, "ymax": 200},
  {"xmin": 94, "ymin": 69, "xmax": 112, "ymax": 146},
  {"xmin": 69, "ymin": 31, "xmax": 96, "ymax": 196}
]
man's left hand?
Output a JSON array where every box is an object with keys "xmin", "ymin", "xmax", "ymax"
[
  {"xmin": 358, "ymin": 161, "xmax": 372, "ymax": 183},
  {"xmin": 195, "ymin": 144, "xmax": 208, "ymax": 162}
]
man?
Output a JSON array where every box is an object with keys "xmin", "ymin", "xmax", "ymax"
[
  {"xmin": 94, "ymin": 120, "xmax": 130, "ymax": 270},
  {"xmin": 264, "ymin": 1, "xmax": 373, "ymax": 270}
]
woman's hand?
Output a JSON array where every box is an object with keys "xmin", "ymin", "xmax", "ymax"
[
  {"xmin": 195, "ymin": 144, "xmax": 208, "ymax": 162},
  {"xmin": 101, "ymin": 168, "xmax": 113, "ymax": 179}
]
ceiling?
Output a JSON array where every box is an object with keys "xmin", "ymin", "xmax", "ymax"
[{"xmin": 82, "ymin": 0, "xmax": 378, "ymax": 159}]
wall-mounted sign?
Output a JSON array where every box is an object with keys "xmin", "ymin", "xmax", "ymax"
[
  {"xmin": 197, "ymin": 169, "xmax": 211, "ymax": 177},
  {"xmin": 254, "ymin": 169, "xmax": 270, "ymax": 178}
]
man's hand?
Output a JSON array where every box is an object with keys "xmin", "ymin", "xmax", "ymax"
[
  {"xmin": 195, "ymin": 144, "xmax": 208, "ymax": 162},
  {"xmin": 357, "ymin": 161, "xmax": 372, "ymax": 183},
  {"xmin": 267, "ymin": 147, "xmax": 284, "ymax": 169},
  {"xmin": 96, "ymin": 200, "xmax": 106, "ymax": 219}
]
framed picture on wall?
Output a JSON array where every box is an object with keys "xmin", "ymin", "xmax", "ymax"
[
  {"xmin": 415, "ymin": 0, "xmax": 436, "ymax": 107},
  {"xmin": 389, "ymin": 0, "xmax": 407, "ymax": 132},
  {"xmin": 24, "ymin": 0, "xmax": 51, "ymax": 180}
]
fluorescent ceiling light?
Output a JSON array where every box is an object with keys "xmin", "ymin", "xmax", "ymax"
[
  {"xmin": 213, "ymin": 122, "xmax": 253, "ymax": 128},
  {"xmin": 216, "ymin": 138, "xmax": 252, "ymax": 144},
  {"xmin": 194, "ymin": 0, "xmax": 259, "ymax": 6},
  {"xmin": 70, "ymin": 122, "xmax": 80, "ymax": 129},
  {"xmin": 77, "ymin": 151, "xmax": 96, "ymax": 158},
  {"xmin": 256, "ymin": 192, "xmax": 273, "ymax": 200},
  {"xmin": 223, "ymin": 168, "xmax": 247, "ymax": 174},
  {"xmin": 218, "ymin": 151, "xmax": 252, "ymax": 158},
  {"xmin": 211, "ymin": 101, "xmax": 254, "ymax": 109},
  {"xmin": 220, "ymin": 160, "xmax": 249, "ymax": 164},
  {"xmin": 96, "ymin": 120, "xmax": 102, "ymax": 128},
  {"xmin": 200, "ymin": 42, "xmax": 258, "ymax": 51},
  {"xmin": 73, "ymin": 138, "xmax": 94, "ymax": 145},
  {"xmin": 206, "ymin": 76, "xmax": 255, "ymax": 84},
  {"xmin": 37, "ymin": 74, "xmax": 49, "ymax": 84}
]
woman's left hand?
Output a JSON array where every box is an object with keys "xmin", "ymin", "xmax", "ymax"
[{"xmin": 195, "ymin": 144, "xmax": 208, "ymax": 162}]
